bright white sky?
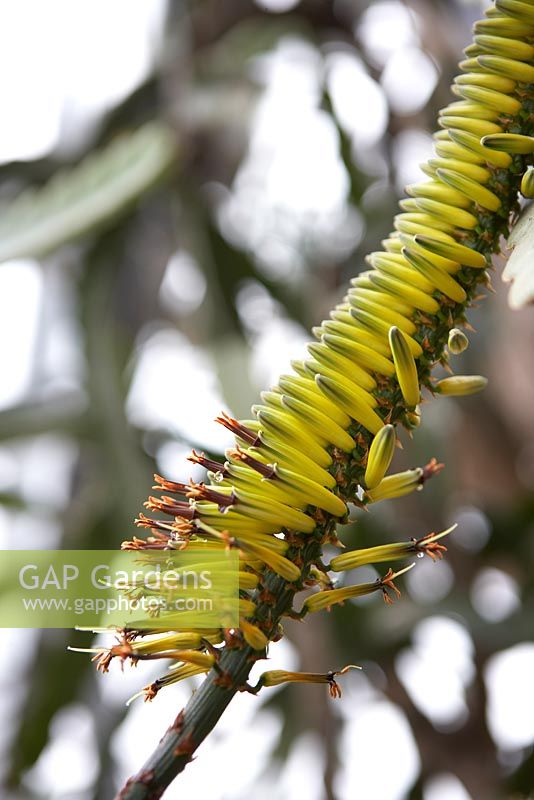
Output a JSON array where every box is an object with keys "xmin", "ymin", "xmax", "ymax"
[{"xmin": 0, "ymin": 1, "xmax": 533, "ymax": 799}]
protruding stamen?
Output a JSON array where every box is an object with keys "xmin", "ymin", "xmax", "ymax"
[
  {"xmin": 144, "ymin": 496, "xmax": 196, "ymax": 519},
  {"xmin": 153, "ymin": 474, "xmax": 189, "ymax": 494},
  {"xmin": 215, "ymin": 412, "xmax": 260, "ymax": 445},
  {"xmin": 186, "ymin": 483, "xmax": 236, "ymax": 510},
  {"xmin": 187, "ymin": 450, "xmax": 227, "ymax": 475},
  {"xmin": 227, "ymin": 447, "xmax": 278, "ymax": 479}
]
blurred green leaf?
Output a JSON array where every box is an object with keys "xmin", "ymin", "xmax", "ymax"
[{"xmin": 0, "ymin": 122, "xmax": 176, "ymax": 264}]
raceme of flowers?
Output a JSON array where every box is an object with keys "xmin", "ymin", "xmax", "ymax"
[{"xmin": 80, "ymin": 0, "xmax": 534, "ymax": 703}]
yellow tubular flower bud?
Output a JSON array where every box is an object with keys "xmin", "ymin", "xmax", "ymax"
[
  {"xmin": 481, "ymin": 133, "xmax": 534, "ymax": 154},
  {"xmin": 438, "ymin": 115, "xmax": 503, "ymax": 137},
  {"xmin": 457, "ymin": 57, "xmax": 485, "ymax": 72},
  {"xmin": 393, "ymin": 211, "xmax": 457, "ymax": 233},
  {"xmin": 350, "ymin": 286, "xmax": 414, "ymax": 316},
  {"xmin": 411, "ymin": 196, "xmax": 479, "ymax": 229},
  {"xmin": 434, "ymin": 139, "xmax": 486, "ymax": 163},
  {"xmin": 364, "ymin": 468, "xmax": 424, "ymax": 503},
  {"xmin": 426, "ymin": 158, "xmax": 491, "ymax": 183},
  {"xmin": 256, "ymin": 407, "xmax": 332, "ymax": 468},
  {"xmin": 448, "ymin": 328, "xmax": 469, "ymax": 354},
  {"xmin": 274, "ymin": 466, "xmax": 347, "ymax": 517},
  {"xmin": 388, "ymin": 326, "xmax": 420, "ymax": 408},
  {"xmin": 413, "ymin": 234, "xmax": 487, "ymax": 268},
  {"xmin": 290, "ymin": 359, "xmax": 309, "ymax": 378},
  {"xmin": 368, "ymin": 271, "xmax": 440, "ymax": 314},
  {"xmin": 351, "ymin": 308, "xmax": 423, "ymax": 358},
  {"xmin": 405, "ymin": 408, "xmax": 421, "ymax": 429},
  {"xmin": 347, "ymin": 293, "xmax": 417, "ymax": 335},
  {"xmin": 233, "ymin": 490, "xmax": 317, "ymax": 532},
  {"xmin": 473, "ymin": 34, "xmax": 534, "ymax": 62},
  {"xmin": 436, "ymin": 168, "xmax": 502, "ymax": 211},
  {"xmin": 438, "ymin": 100, "xmax": 501, "ymax": 121},
  {"xmin": 521, "ymin": 166, "xmax": 534, "ymax": 198},
  {"xmin": 392, "ymin": 217, "xmax": 453, "ymax": 239},
  {"xmin": 307, "ymin": 341, "xmax": 377, "ymax": 390},
  {"xmin": 237, "ymin": 540, "xmax": 301, "ymax": 582},
  {"xmin": 330, "ymin": 309, "xmax": 394, "ymax": 353},
  {"xmin": 448, "ymin": 129, "xmax": 513, "ymax": 167},
  {"xmin": 453, "ymin": 84, "xmax": 521, "ymax": 115},
  {"xmin": 397, "ymin": 232, "xmax": 460, "ymax": 273},
  {"xmin": 495, "ymin": 0, "xmax": 534, "ymax": 24},
  {"xmin": 278, "ymin": 374, "xmax": 352, "ymax": 427},
  {"xmin": 474, "ymin": 14, "xmax": 534, "ymax": 37},
  {"xmin": 322, "ymin": 333, "xmax": 396, "ymax": 377},
  {"xmin": 477, "ymin": 54, "xmax": 534, "ymax": 82},
  {"xmin": 435, "ymin": 375, "xmax": 488, "ymax": 395},
  {"xmin": 364, "ymin": 424, "xmax": 397, "ymax": 489},
  {"xmin": 454, "ymin": 71, "xmax": 516, "ymax": 92},
  {"xmin": 239, "ymin": 571, "xmax": 261, "ymax": 591},
  {"xmin": 249, "ymin": 440, "xmax": 334, "ymax": 489},
  {"xmin": 405, "ymin": 180, "xmax": 473, "ymax": 208},
  {"xmin": 371, "ymin": 257, "xmax": 436, "ymax": 293},
  {"xmin": 280, "ymin": 394, "xmax": 356, "ymax": 452},
  {"xmin": 240, "ymin": 619, "xmax": 269, "ymax": 651},
  {"xmin": 403, "ymin": 247, "xmax": 467, "ymax": 303},
  {"xmin": 239, "ymin": 598, "xmax": 257, "ymax": 618},
  {"xmin": 315, "ymin": 375, "xmax": 385, "ymax": 434}
]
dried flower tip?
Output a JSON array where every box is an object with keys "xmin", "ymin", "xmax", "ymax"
[
  {"xmin": 186, "ymin": 483, "xmax": 236, "ymax": 509},
  {"xmin": 134, "ymin": 513, "xmax": 175, "ymax": 533},
  {"xmin": 152, "ymin": 474, "xmax": 189, "ymax": 494},
  {"xmin": 421, "ymin": 457, "xmax": 445, "ymax": 483},
  {"xmin": 227, "ymin": 447, "xmax": 278, "ymax": 479},
  {"xmin": 364, "ymin": 424, "xmax": 396, "ymax": 490},
  {"xmin": 448, "ymin": 328, "xmax": 469, "ymax": 354},
  {"xmin": 215, "ymin": 412, "xmax": 260, "ymax": 445},
  {"xmin": 187, "ymin": 450, "xmax": 227, "ymax": 475},
  {"xmin": 380, "ymin": 565, "xmax": 414, "ymax": 605},
  {"xmin": 413, "ymin": 524, "xmax": 456, "ymax": 560},
  {"xmin": 435, "ymin": 375, "xmax": 488, "ymax": 396},
  {"xmin": 144, "ymin": 496, "xmax": 196, "ymax": 520}
]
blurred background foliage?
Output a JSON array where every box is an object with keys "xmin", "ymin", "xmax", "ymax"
[{"xmin": 0, "ymin": 1, "xmax": 533, "ymax": 799}]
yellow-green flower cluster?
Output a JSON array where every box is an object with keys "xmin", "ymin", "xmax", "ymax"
[{"xmin": 90, "ymin": 0, "xmax": 533, "ymax": 700}]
